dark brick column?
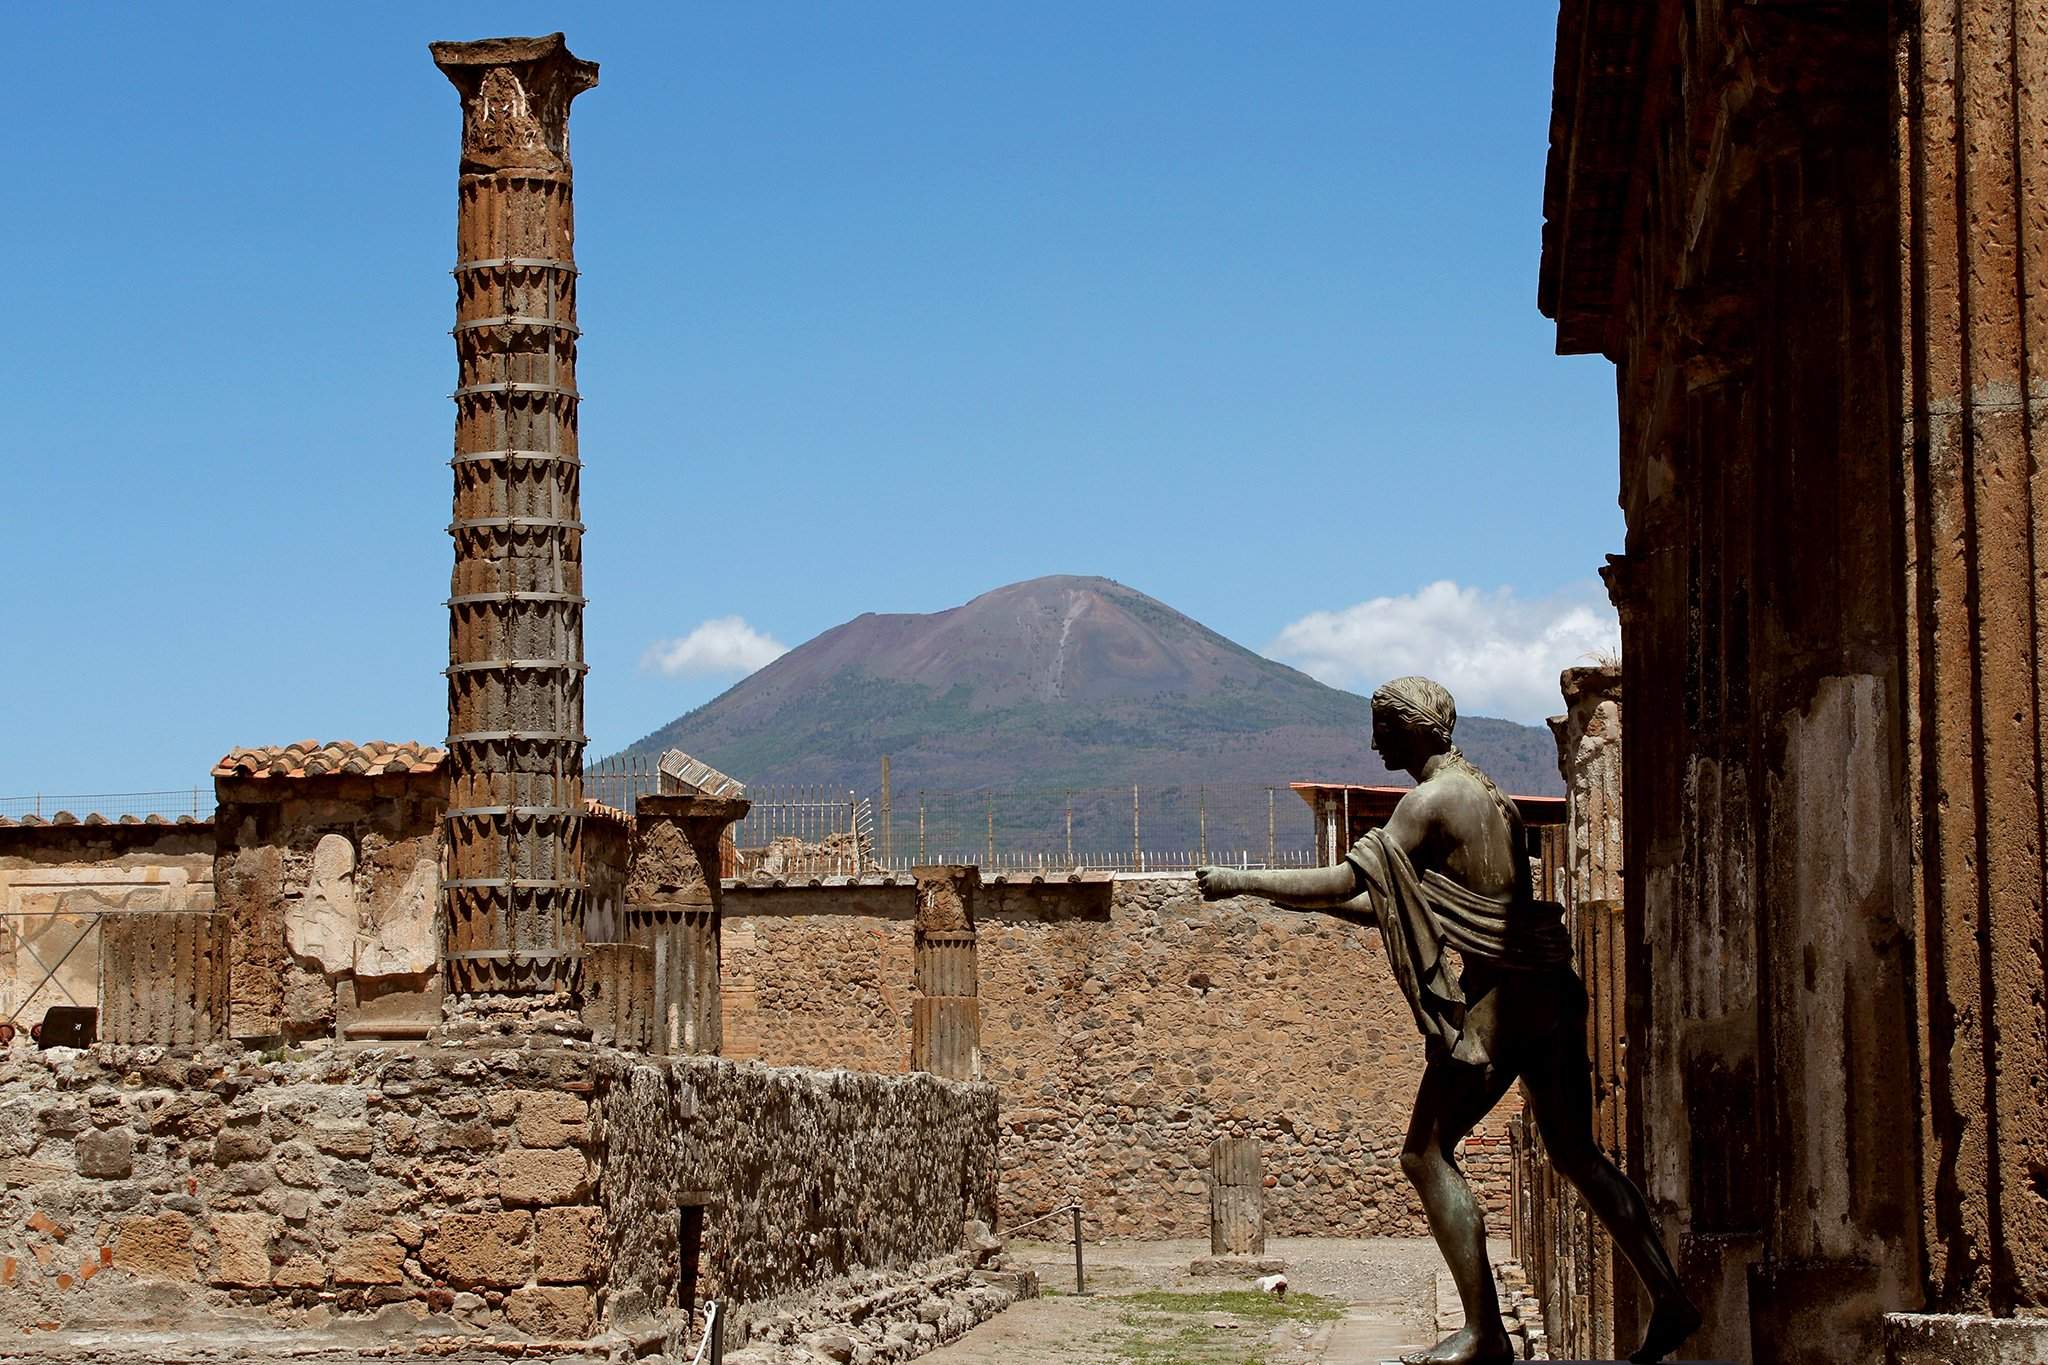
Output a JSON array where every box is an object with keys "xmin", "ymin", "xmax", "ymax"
[{"xmin": 430, "ymin": 34, "xmax": 598, "ymax": 1003}]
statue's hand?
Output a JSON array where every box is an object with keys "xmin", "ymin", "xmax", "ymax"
[{"xmin": 1195, "ymin": 866, "xmax": 1241, "ymax": 901}]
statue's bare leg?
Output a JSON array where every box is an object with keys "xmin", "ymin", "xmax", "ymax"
[
  {"xmin": 1398, "ymin": 1053, "xmax": 1517, "ymax": 1365},
  {"xmin": 1519, "ymin": 1034, "xmax": 1700, "ymax": 1363}
]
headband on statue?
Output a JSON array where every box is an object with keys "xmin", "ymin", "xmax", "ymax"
[{"xmin": 1371, "ymin": 676, "xmax": 1457, "ymax": 745}]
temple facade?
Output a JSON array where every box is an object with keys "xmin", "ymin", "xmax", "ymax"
[{"xmin": 1541, "ymin": 4, "xmax": 2048, "ymax": 1362}]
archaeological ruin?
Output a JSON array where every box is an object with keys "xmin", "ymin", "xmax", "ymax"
[
  {"xmin": 7, "ymin": 9, "xmax": 2048, "ymax": 1365},
  {"xmin": 1529, "ymin": 3, "xmax": 2048, "ymax": 1363},
  {"xmin": 0, "ymin": 35, "xmax": 1018, "ymax": 1363}
]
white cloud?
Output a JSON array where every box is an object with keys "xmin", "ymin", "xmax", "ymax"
[
  {"xmin": 1264, "ymin": 580, "xmax": 1619, "ymax": 723},
  {"xmin": 640, "ymin": 616, "xmax": 788, "ymax": 678}
]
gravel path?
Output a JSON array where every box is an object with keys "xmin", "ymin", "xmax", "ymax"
[{"xmin": 923, "ymin": 1236, "xmax": 1507, "ymax": 1365}]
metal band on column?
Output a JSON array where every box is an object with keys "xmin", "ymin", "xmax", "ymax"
[{"xmin": 431, "ymin": 34, "xmax": 598, "ymax": 998}]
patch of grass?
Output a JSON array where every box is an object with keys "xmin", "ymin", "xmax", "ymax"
[
  {"xmin": 1104, "ymin": 1290, "xmax": 1342, "ymax": 1364},
  {"xmin": 1120, "ymin": 1289, "xmax": 1342, "ymax": 1324}
]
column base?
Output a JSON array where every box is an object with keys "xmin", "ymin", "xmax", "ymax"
[
  {"xmin": 1886, "ymin": 1312, "xmax": 2048, "ymax": 1364},
  {"xmin": 432, "ymin": 990, "xmax": 592, "ymax": 1045}
]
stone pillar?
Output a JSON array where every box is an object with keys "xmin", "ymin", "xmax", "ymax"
[
  {"xmin": 910, "ymin": 865, "xmax": 979, "ymax": 1080},
  {"xmin": 1895, "ymin": 0, "xmax": 2048, "ymax": 1333},
  {"xmin": 625, "ymin": 795, "xmax": 747, "ymax": 1055},
  {"xmin": 1208, "ymin": 1138, "xmax": 1264, "ymax": 1255},
  {"xmin": 432, "ymin": 34, "xmax": 598, "ymax": 1002},
  {"xmin": 1544, "ymin": 661, "xmax": 1627, "ymax": 1358}
]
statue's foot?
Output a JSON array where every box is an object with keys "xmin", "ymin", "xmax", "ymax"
[
  {"xmin": 1399, "ymin": 1324, "xmax": 1514, "ymax": 1365},
  {"xmin": 1627, "ymin": 1295, "xmax": 1703, "ymax": 1363}
]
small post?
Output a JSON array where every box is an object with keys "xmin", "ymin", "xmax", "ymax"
[
  {"xmin": 1198, "ymin": 785, "xmax": 1207, "ymax": 864},
  {"xmin": 1072, "ymin": 1204, "xmax": 1086, "ymax": 1294},
  {"xmin": 986, "ymin": 794, "xmax": 995, "ymax": 868},
  {"xmin": 1065, "ymin": 791, "xmax": 1074, "ymax": 867},
  {"xmin": 1132, "ymin": 784, "xmax": 1141, "ymax": 865},
  {"xmin": 881, "ymin": 755, "xmax": 893, "ymax": 865},
  {"xmin": 1267, "ymin": 787, "xmax": 1276, "ymax": 867},
  {"xmin": 918, "ymin": 792, "xmax": 926, "ymax": 862},
  {"xmin": 851, "ymin": 791, "xmax": 863, "ymax": 876}
]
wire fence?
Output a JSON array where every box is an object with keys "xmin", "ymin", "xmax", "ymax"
[
  {"xmin": 2, "ymin": 769, "xmax": 1323, "ymax": 875},
  {"xmin": 0, "ymin": 789, "xmax": 214, "ymax": 823}
]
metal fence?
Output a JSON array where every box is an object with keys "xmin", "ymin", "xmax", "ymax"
[{"xmin": 0, "ymin": 789, "xmax": 214, "ymax": 822}]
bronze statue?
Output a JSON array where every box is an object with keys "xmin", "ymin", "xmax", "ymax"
[{"xmin": 1196, "ymin": 676, "xmax": 1699, "ymax": 1365}]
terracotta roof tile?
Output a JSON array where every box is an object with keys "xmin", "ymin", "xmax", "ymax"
[
  {"xmin": 213, "ymin": 741, "xmax": 448, "ymax": 780},
  {"xmin": 583, "ymin": 798, "xmax": 632, "ymax": 828}
]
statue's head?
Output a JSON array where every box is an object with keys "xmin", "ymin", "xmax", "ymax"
[{"xmin": 1370, "ymin": 675, "xmax": 1456, "ymax": 770}]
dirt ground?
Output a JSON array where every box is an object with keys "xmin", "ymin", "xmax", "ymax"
[{"xmin": 925, "ymin": 1236, "xmax": 1496, "ymax": 1365}]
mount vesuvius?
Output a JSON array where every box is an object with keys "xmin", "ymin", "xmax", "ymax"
[{"xmin": 612, "ymin": 576, "xmax": 1562, "ymax": 799}]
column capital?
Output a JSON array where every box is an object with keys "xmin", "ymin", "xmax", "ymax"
[
  {"xmin": 431, "ymin": 33, "xmax": 598, "ymax": 175},
  {"xmin": 910, "ymin": 864, "xmax": 980, "ymax": 932}
]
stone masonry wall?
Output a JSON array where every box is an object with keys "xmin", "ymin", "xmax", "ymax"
[
  {"xmin": 723, "ymin": 874, "xmax": 1510, "ymax": 1240},
  {"xmin": 0, "ymin": 824, "xmax": 216, "ymax": 1032},
  {"xmin": 0, "ymin": 1039, "xmax": 996, "ymax": 1345},
  {"xmin": 598, "ymin": 1057, "xmax": 995, "ymax": 1338},
  {"xmin": 214, "ymin": 774, "xmax": 444, "ymax": 1042}
]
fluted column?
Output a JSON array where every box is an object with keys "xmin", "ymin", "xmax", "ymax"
[
  {"xmin": 431, "ymin": 34, "xmax": 598, "ymax": 1001},
  {"xmin": 624, "ymin": 795, "xmax": 748, "ymax": 1056},
  {"xmin": 910, "ymin": 865, "xmax": 980, "ymax": 1080},
  {"xmin": 1897, "ymin": 0, "xmax": 2048, "ymax": 1322}
]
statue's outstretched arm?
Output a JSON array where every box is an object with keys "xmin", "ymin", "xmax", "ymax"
[{"xmin": 1194, "ymin": 859, "xmax": 1362, "ymax": 909}]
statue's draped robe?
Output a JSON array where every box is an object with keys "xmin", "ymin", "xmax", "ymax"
[{"xmin": 1343, "ymin": 829, "xmax": 1572, "ymax": 1066}]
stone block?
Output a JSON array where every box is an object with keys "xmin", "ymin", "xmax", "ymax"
[
  {"xmin": 514, "ymin": 1092, "xmax": 589, "ymax": 1149},
  {"xmin": 209, "ymin": 1212, "xmax": 273, "ymax": 1287},
  {"xmin": 421, "ymin": 1212, "xmax": 532, "ymax": 1288},
  {"xmin": 272, "ymin": 1253, "xmax": 325, "ymax": 1288},
  {"xmin": 213, "ymin": 1126, "xmax": 271, "ymax": 1164},
  {"xmin": 77, "ymin": 1129, "xmax": 135, "ymax": 1180},
  {"xmin": 113, "ymin": 1212, "xmax": 196, "ymax": 1281},
  {"xmin": 334, "ymin": 1233, "xmax": 405, "ymax": 1285},
  {"xmin": 504, "ymin": 1284, "xmax": 595, "ymax": 1340},
  {"xmin": 494, "ymin": 1147, "xmax": 587, "ymax": 1205},
  {"xmin": 310, "ymin": 1121, "xmax": 374, "ymax": 1158},
  {"xmin": 535, "ymin": 1206, "xmax": 601, "ymax": 1282},
  {"xmin": 273, "ymin": 1141, "xmax": 325, "ymax": 1188}
]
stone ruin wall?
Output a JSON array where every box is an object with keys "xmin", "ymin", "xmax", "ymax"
[
  {"xmin": 213, "ymin": 769, "xmax": 445, "ymax": 1044},
  {"xmin": 721, "ymin": 875, "xmax": 1511, "ymax": 1240},
  {"xmin": 0, "ymin": 824, "xmax": 216, "ymax": 1034},
  {"xmin": 0, "ymin": 1039, "xmax": 995, "ymax": 1345}
]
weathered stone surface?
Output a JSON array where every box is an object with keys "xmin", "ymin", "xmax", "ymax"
[
  {"xmin": 355, "ymin": 855, "xmax": 437, "ymax": 979},
  {"xmin": 309, "ymin": 1121, "xmax": 373, "ymax": 1157},
  {"xmin": 494, "ymin": 1147, "xmax": 587, "ymax": 1205},
  {"xmin": 213, "ymin": 1125, "xmax": 270, "ymax": 1165},
  {"xmin": 514, "ymin": 1091, "xmax": 588, "ymax": 1149},
  {"xmin": 421, "ymin": 1212, "xmax": 532, "ymax": 1288},
  {"xmin": 333, "ymin": 1233, "xmax": 405, "ymax": 1285},
  {"xmin": 113, "ymin": 1212, "xmax": 196, "ymax": 1280},
  {"xmin": 287, "ymin": 833, "xmax": 357, "ymax": 974},
  {"xmin": 535, "ymin": 1206, "xmax": 600, "ymax": 1282},
  {"xmin": 504, "ymin": 1283, "xmax": 595, "ymax": 1339},
  {"xmin": 209, "ymin": 1212, "xmax": 273, "ymax": 1287},
  {"xmin": 272, "ymin": 1141, "xmax": 325, "ymax": 1188},
  {"xmin": 272, "ymin": 1253, "xmax": 325, "ymax": 1288},
  {"xmin": 722, "ymin": 875, "xmax": 1508, "ymax": 1237},
  {"xmin": 77, "ymin": 1128, "xmax": 134, "ymax": 1179}
]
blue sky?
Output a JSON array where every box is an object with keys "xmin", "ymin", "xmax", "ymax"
[{"xmin": 4, "ymin": 3, "xmax": 1619, "ymax": 798}]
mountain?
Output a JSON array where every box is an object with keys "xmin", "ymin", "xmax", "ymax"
[{"xmin": 611, "ymin": 576, "xmax": 1562, "ymax": 851}]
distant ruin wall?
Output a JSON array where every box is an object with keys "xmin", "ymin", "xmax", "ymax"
[
  {"xmin": 0, "ymin": 1041, "xmax": 995, "ymax": 1341},
  {"xmin": 722, "ymin": 874, "xmax": 1509, "ymax": 1238},
  {"xmin": 0, "ymin": 824, "xmax": 216, "ymax": 1034}
]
